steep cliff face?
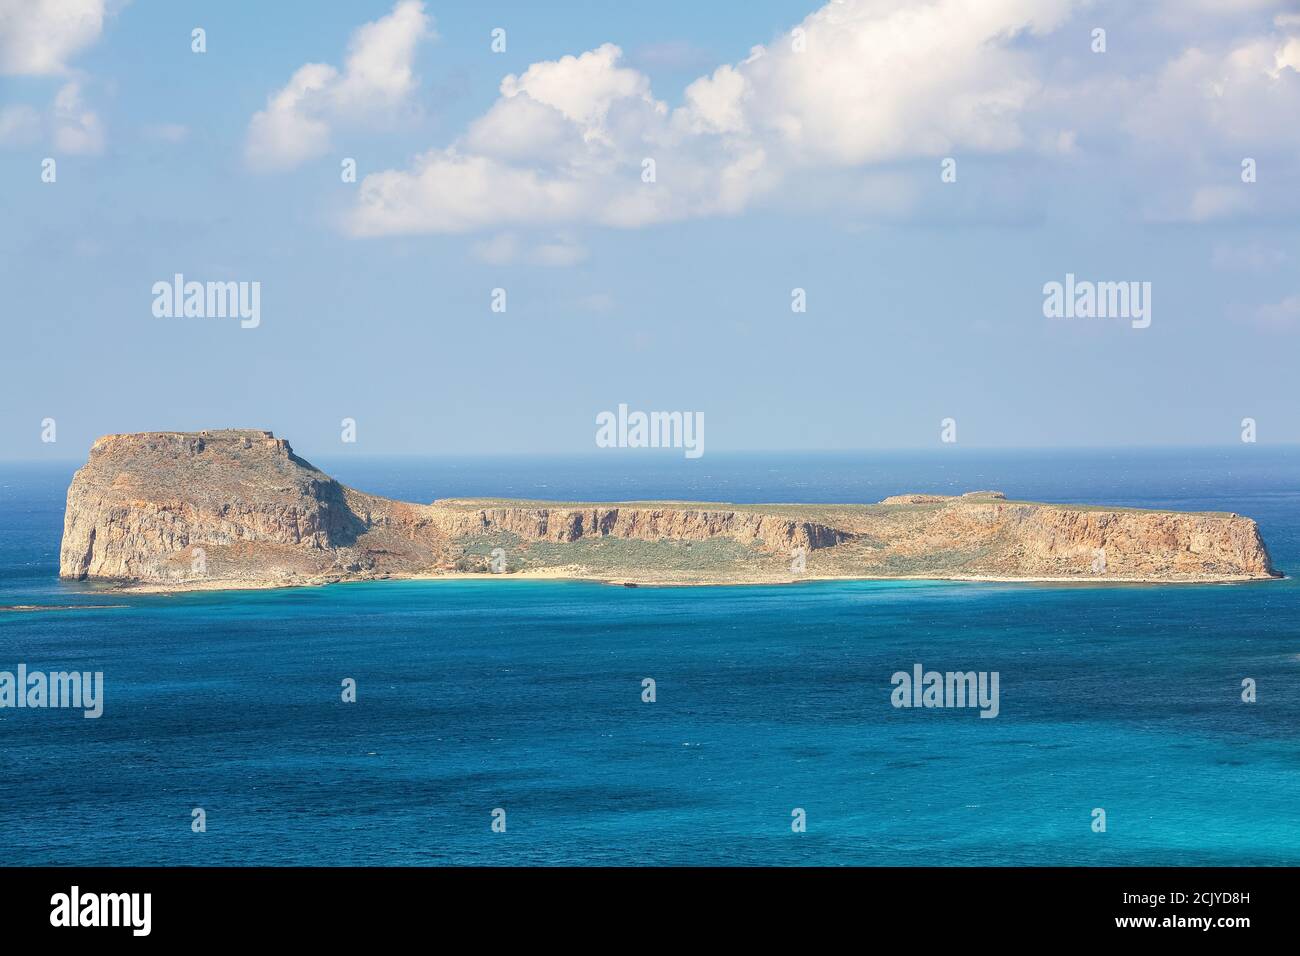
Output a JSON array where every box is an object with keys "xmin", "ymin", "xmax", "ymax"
[
  {"xmin": 425, "ymin": 504, "xmax": 850, "ymax": 552},
  {"xmin": 868, "ymin": 499, "xmax": 1275, "ymax": 580},
  {"xmin": 59, "ymin": 431, "xmax": 1278, "ymax": 589},
  {"xmin": 60, "ymin": 431, "xmax": 366, "ymax": 583}
]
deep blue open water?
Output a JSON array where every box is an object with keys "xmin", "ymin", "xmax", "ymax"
[{"xmin": 1, "ymin": 448, "xmax": 1298, "ymax": 865}]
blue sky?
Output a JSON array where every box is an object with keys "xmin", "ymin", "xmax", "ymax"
[{"xmin": 1, "ymin": 0, "xmax": 1298, "ymax": 461}]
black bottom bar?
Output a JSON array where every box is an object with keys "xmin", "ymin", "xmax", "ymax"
[{"xmin": 0, "ymin": 866, "xmax": 1276, "ymax": 941}]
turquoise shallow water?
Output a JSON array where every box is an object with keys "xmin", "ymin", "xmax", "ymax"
[{"xmin": 1, "ymin": 449, "xmax": 1298, "ymax": 865}]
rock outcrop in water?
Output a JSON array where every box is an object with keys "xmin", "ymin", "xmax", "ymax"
[{"xmin": 59, "ymin": 430, "xmax": 1278, "ymax": 589}]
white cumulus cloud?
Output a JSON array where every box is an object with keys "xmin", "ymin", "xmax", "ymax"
[
  {"xmin": 1125, "ymin": 30, "xmax": 1300, "ymax": 152},
  {"xmin": 0, "ymin": 0, "xmax": 110, "ymax": 153},
  {"xmin": 0, "ymin": 0, "xmax": 106, "ymax": 76},
  {"xmin": 346, "ymin": 0, "xmax": 1078, "ymax": 236},
  {"xmin": 245, "ymin": 0, "xmax": 434, "ymax": 171},
  {"xmin": 52, "ymin": 80, "xmax": 103, "ymax": 153}
]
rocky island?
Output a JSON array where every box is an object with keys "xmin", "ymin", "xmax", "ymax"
[{"xmin": 58, "ymin": 430, "xmax": 1278, "ymax": 591}]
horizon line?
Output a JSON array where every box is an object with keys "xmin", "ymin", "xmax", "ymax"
[{"xmin": 3, "ymin": 442, "xmax": 1298, "ymax": 465}]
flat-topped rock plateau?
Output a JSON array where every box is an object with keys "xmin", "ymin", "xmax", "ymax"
[{"xmin": 59, "ymin": 430, "xmax": 1279, "ymax": 591}]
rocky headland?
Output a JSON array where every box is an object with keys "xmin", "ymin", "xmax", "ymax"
[{"xmin": 58, "ymin": 430, "xmax": 1279, "ymax": 591}]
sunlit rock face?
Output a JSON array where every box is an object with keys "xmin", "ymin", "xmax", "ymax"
[{"xmin": 60, "ymin": 431, "xmax": 1277, "ymax": 590}]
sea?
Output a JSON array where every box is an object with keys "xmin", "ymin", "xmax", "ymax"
[{"xmin": 1, "ymin": 447, "xmax": 1297, "ymax": 866}]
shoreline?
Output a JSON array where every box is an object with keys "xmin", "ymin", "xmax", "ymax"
[{"xmin": 65, "ymin": 566, "xmax": 1286, "ymax": 597}]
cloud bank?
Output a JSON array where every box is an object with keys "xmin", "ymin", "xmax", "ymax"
[
  {"xmin": 235, "ymin": 0, "xmax": 1300, "ymax": 235},
  {"xmin": 345, "ymin": 0, "xmax": 1087, "ymax": 236}
]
